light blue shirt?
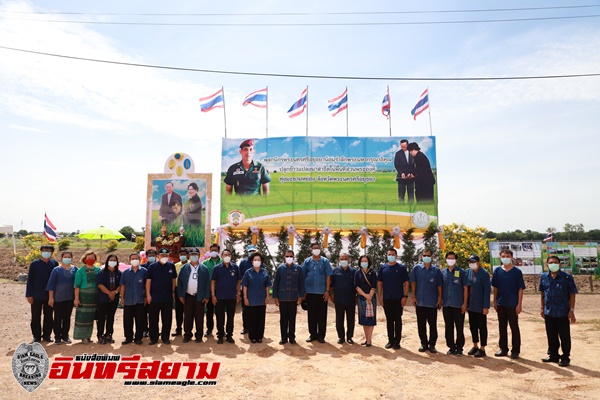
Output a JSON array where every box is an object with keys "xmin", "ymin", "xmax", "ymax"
[
  {"xmin": 410, "ymin": 263, "xmax": 442, "ymax": 308},
  {"xmin": 301, "ymin": 256, "xmax": 333, "ymax": 294}
]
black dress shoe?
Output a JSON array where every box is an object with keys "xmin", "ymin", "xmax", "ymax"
[
  {"xmin": 134, "ymin": 339, "xmax": 143, "ymax": 345},
  {"xmin": 542, "ymin": 356, "xmax": 560, "ymax": 363},
  {"xmin": 172, "ymin": 331, "xmax": 182, "ymax": 337},
  {"xmin": 456, "ymin": 350, "xmax": 464, "ymax": 356},
  {"xmin": 226, "ymin": 337, "xmax": 235, "ymax": 344},
  {"xmin": 318, "ymin": 339, "xmax": 325, "ymax": 344},
  {"xmin": 306, "ymin": 337, "xmax": 316, "ymax": 342},
  {"xmin": 182, "ymin": 337, "xmax": 191, "ymax": 343},
  {"xmin": 122, "ymin": 339, "xmax": 133, "ymax": 345},
  {"xmin": 361, "ymin": 341, "xmax": 368, "ymax": 346},
  {"xmin": 347, "ymin": 339, "xmax": 354, "ymax": 345},
  {"xmin": 195, "ymin": 338, "xmax": 202, "ymax": 343},
  {"xmin": 31, "ymin": 337, "xmax": 41, "ymax": 344},
  {"xmin": 467, "ymin": 346, "xmax": 479, "ymax": 356},
  {"xmin": 289, "ymin": 339, "xmax": 297, "ymax": 345},
  {"xmin": 385, "ymin": 342, "xmax": 393, "ymax": 349},
  {"xmin": 279, "ymin": 340, "xmax": 287, "ymax": 345},
  {"xmin": 418, "ymin": 345, "xmax": 427, "ymax": 352},
  {"xmin": 429, "ymin": 345, "xmax": 438, "ymax": 354},
  {"xmin": 204, "ymin": 330, "xmax": 212, "ymax": 337},
  {"xmin": 54, "ymin": 339, "xmax": 64, "ymax": 345},
  {"xmin": 217, "ymin": 338, "xmax": 224, "ymax": 344},
  {"xmin": 447, "ymin": 349, "xmax": 455, "ymax": 355},
  {"xmin": 494, "ymin": 350, "xmax": 509, "ymax": 357},
  {"xmin": 558, "ymin": 359, "xmax": 570, "ymax": 367},
  {"xmin": 510, "ymin": 352, "xmax": 519, "ymax": 360},
  {"xmin": 338, "ymin": 338, "xmax": 345, "ymax": 344},
  {"xmin": 240, "ymin": 329, "xmax": 247, "ymax": 334},
  {"xmin": 474, "ymin": 349, "xmax": 486, "ymax": 358},
  {"xmin": 143, "ymin": 331, "xmax": 149, "ymax": 338},
  {"xmin": 393, "ymin": 343, "xmax": 401, "ymax": 350},
  {"xmin": 163, "ymin": 339, "xmax": 171, "ymax": 345},
  {"xmin": 251, "ymin": 339, "xmax": 257, "ymax": 343},
  {"xmin": 257, "ymin": 339, "xmax": 263, "ymax": 343},
  {"xmin": 43, "ymin": 337, "xmax": 53, "ymax": 343},
  {"xmin": 149, "ymin": 340, "xmax": 158, "ymax": 345},
  {"xmin": 366, "ymin": 343, "xmax": 372, "ymax": 347},
  {"xmin": 63, "ymin": 337, "xmax": 72, "ymax": 344}
]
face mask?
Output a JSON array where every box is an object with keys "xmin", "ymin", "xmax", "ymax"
[
  {"xmin": 222, "ymin": 256, "xmax": 231, "ymax": 263},
  {"xmin": 446, "ymin": 259, "xmax": 456, "ymax": 266},
  {"xmin": 147, "ymin": 256, "xmax": 156, "ymax": 263},
  {"xmin": 62, "ymin": 258, "xmax": 71, "ymax": 265},
  {"xmin": 210, "ymin": 251, "xmax": 219, "ymax": 258},
  {"xmin": 469, "ymin": 263, "xmax": 478, "ymax": 270},
  {"xmin": 253, "ymin": 260, "xmax": 261, "ymax": 267},
  {"xmin": 130, "ymin": 259, "xmax": 140, "ymax": 267},
  {"xmin": 360, "ymin": 262, "xmax": 369, "ymax": 269},
  {"xmin": 108, "ymin": 261, "xmax": 118, "ymax": 268},
  {"xmin": 548, "ymin": 263, "xmax": 560, "ymax": 273},
  {"xmin": 189, "ymin": 255, "xmax": 199, "ymax": 263},
  {"xmin": 312, "ymin": 249, "xmax": 321, "ymax": 256},
  {"xmin": 422, "ymin": 256, "xmax": 432, "ymax": 264},
  {"xmin": 85, "ymin": 259, "xmax": 95, "ymax": 266},
  {"xmin": 501, "ymin": 257, "xmax": 512, "ymax": 266},
  {"xmin": 339, "ymin": 260, "xmax": 349, "ymax": 268},
  {"xmin": 179, "ymin": 256, "xmax": 188, "ymax": 262},
  {"xmin": 160, "ymin": 257, "xmax": 169, "ymax": 264},
  {"xmin": 41, "ymin": 251, "xmax": 52, "ymax": 259},
  {"xmin": 387, "ymin": 255, "xmax": 396, "ymax": 263},
  {"xmin": 285, "ymin": 257, "xmax": 294, "ymax": 265}
]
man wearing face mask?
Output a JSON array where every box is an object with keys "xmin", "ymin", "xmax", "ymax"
[
  {"xmin": 441, "ymin": 251, "xmax": 470, "ymax": 356},
  {"xmin": 211, "ymin": 249, "xmax": 241, "ymax": 344},
  {"xmin": 465, "ymin": 255, "xmax": 490, "ymax": 358},
  {"xmin": 539, "ymin": 255, "xmax": 578, "ymax": 367},
  {"xmin": 238, "ymin": 244, "xmax": 257, "ymax": 335},
  {"xmin": 95, "ymin": 255, "xmax": 122, "ymax": 344},
  {"xmin": 410, "ymin": 249, "xmax": 443, "ymax": 353},
  {"xmin": 273, "ymin": 250, "xmax": 305, "ymax": 345},
  {"xmin": 26, "ymin": 244, "xmax": 58, "ymax": 343},
  {"xmin": 301, "ymin": 242, "xmax": 333, "ymax": 343},
  {"xmin": 120, "ymin": 253, "xmax": 148, "ymax": 345},
  {"xmin": 491, "ymin": 249, "xmax": 525, "ymax": 359},
  {"xmin": 141, "ymin": 249, "xmax": 157, "ymax": 338},
  {"xmin": 146, "ymin": 248, "xmax": 177, "ymax": 345},
  {"xmin": 203, "ymin": 244, "xmax": 222, "ymax": 337},
  {"xmin": 177, "ymin": 248, "xmax": 210, "ymax": 343},
  {"xmin": 377, "ymin": 248, "xmax": 410, "ymax": 350},
  {"xmin": 172, "ymin": 248, "xmax": 189, "ymax": 337},
  {"xmin": 330, "ymin": 253, "xmax": 357, "ymax": 345}
]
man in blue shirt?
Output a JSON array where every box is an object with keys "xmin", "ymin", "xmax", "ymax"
[
  {"xmin": 466, "ymin": 255, "xmax": 490, "ymax": 358},
  {"xmin": 211, "ymin": 249, "xmax": 241, "ymax": 344},
  {"xmin": 141, "ymin": 248, "xmax": 157, "ymax": 338},
  {"xmin": 441, "ymin": 251, "xmax": 470, "ymax": 356},
  {"xmin": 273, "ymin": 250, "xmax": 305, "ymax": 345},
  {"xmin": 26, "ymin": 244, "xmax": 58, "ymax": 343},
  {"xmin": 177, "ymin": 247, "xmax": 210, "ymax": 343},
  {"xmin": 146, "ymin": 248, "xmax": 177, "ymax": 345},
  {"xmin": 302, "ymin": 242, "xmax": 333, "ymax": 343},
  {"xmin": 410, "ymin": 249, "xmax": 443, "ymax": 353},
  {"xmin": 539, "ymin": 255, "xmax": 578, "ymax": 367},
  {"xmin": 238, "ymin": 244, "xmax": 256, "ymax": 335},
  {"xmin": 202, "ymin": 243, "xmax": 222, "ymax": 337},
  {"xmin": 491, "ymin": 248, "xmax": 526, "ymax": 359},
  {"xmin": 330, "ymin": 253, "xmax": 356, "ymax": 345},
  {"xmin": 120, "ymin": 253, "xmax": 147, "ymax": 345},
  {"xmin": 378, "ymin": 248, "xmax": 410, "ymax": 350}
]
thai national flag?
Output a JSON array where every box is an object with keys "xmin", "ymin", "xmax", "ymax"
[
  {"xmin": 411, "ymin": 89, "xmax": 430, "ymax": 120},
  {"xmin": 543, "ymin": 233, "xmax": 553, "ymax": 242},
  {"xmin": 243, "ymin": 88, "xmax": 267, "ymax": 108},
  {"xmin": 44, "ymin": 213, "xmax": 58, "ymax": 242},
  {"xmin": 381, "ymin": 92, "xmax": 390, "ymax": 119},
  {"xmin": 287, "ymin": 88, "xmax": 307, "ymax": 118},
  {"xmin": 199, "ymin": 89, "xmax": 224, "ymax": 112},
  {"xmin": 328, "ymin": 89, "xmax": 348, "ymax": 117}
]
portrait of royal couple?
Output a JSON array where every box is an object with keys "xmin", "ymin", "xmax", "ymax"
[
  {"xmin": 158, "ymin": 181, "xmax": 203, "ymax": 226},
  {"xmin": 394, "ymin": 139, "xmax": 436, "ymax": 203}
]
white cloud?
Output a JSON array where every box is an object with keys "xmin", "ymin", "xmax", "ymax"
[{"xmin": 350, "ymin": 139, "xmax": 360, "ymax": 147}]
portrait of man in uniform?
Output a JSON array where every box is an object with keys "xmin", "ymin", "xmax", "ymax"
[{"xmin": 224, "ymin": 139, "xmax": 271, "ymax": 196}]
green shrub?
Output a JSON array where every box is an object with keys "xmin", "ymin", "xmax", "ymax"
[
  {"xmin": 106, "ymin": 240, "xmax": 119, "ymax": 252},
  {"xmin": 25, "ymin": 249, "xmax": 42, "ymax": 264},
  {"xmin": 84, "ymin": 239, "xmax": 91, "ymax": 249},
  {"xmin": 23, "ymin": 234, "xmax": 44, "ymax": 250},
  {"xmin": 57, "ymin": 238, "xmax": 71, "ymax": 251},
  {"xmin": 134, "ymin": 236, "xmax": 145, "ymax": 252}
]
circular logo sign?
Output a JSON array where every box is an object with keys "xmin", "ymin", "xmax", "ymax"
[{"xmin": 412, "ymin": 211, "xmax": 430, "ymax": 228}]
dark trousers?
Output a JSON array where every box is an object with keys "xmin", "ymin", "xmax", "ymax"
[
  {"xmin": 247, "ymin": 305, "xmax": 267, "ymax": 341},
  {"xmin": 205, "ymin": 300, "xmax": 214, "ymax": 333},
  {"xmin": 53, "ymin": 301, "xmax": 73, "ymax": 341},
  {"xmin": 307, "ymin": 293, "xmax": 328, "ymax": 340},
  {"xmin": 144, "ymin": 303, "xmax": 150, "ymax": 332},
  {"xmin": 215, "ymin": 299, "xmax": 236, "ymax": 339},
  {"xmin": 416, "ymin": 306, "xmax": 438, "ymax": 346},
  {"xmin": 31, "ymin": 299, "xmax": 53, "ymax": 340},
  {"xmin": 149, "ymin": 301, "xmax": 173, "ymax": 342},
  {"xmin": 443, "ymin": 306, "xmax": 465, "ymax": 351},
  {"xmin": 468, "ymin": 311, "xmax": 488, "ymax": 347},
  {"xmin": 279, "ymin": 301, "xmax": 298, "ymax": 341},
  {"xmin": 383, "ymin": 300, "xmax": 404, "ymax": 344},
  {"xmin": 241, "ymin": 302, "xmax": 249, "ymax": 331},
  {"xmin": 184, "ymin": 294, "xmax": 205, "ymax": 340},
  {"xmin": 415, "ymin": 183, "xmax": 434, "ymax": 202},
  {"xmin": 397, "ymin": 181, "xmax": 414, "ymax": 203},
  {"xmin": 497, "ymin": 305, "xmax": 520, "ymax": 354},
  {"xmin": 96, "ymin": 301, "xmax": 119, "ymax": 337},
  {"xmin": 123, "ymin": 303, "xmax": 146, "ymax": 341},
  {"xmin": 174, "ymin": 290, "xmax": 183, "ymax": 333},
  {"xmin": 335, "ymin": 302, "xmax": 355, "ymax": 340},
  {"xmin": 545, "ymin": 316, "xmax": 571, "ymax": 360}
]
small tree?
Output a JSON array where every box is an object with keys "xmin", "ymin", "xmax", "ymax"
[
  {"xmin": 106, "ymin": 239, "xmax": 119, "ymax": 252},
  {"xmin": 133, "ymin": 236, "xmax": 145, "ymax": 252},
  {"xmin": 366, "ymin": 230, "xmax": 385, "ymax": 271},
  {"xmin": 256, "ymin": 229, "xmax": 274, "ymax": 277},
  {"xmin": 274, "ymin": 226, "xmax": 289, "ymax": 266},
  {"xmin": 119, "ymin": 226, "xmax": 136, "ymax": 241},
  {"xmin": 442, "ymin": 223, "xmax": 492, "ymax": 271},
  {"xmin": 224, "ymin": 227, "xmax": 242, "ymax": 263},
  {"xmin": 422, "ymin": 223, "xmax": 440, "ymax": 264},
  {"xmin": 400, "ymin": 228, "xmax": 418, "ymax": 271},
  {"xmin": 297, "ymin": 230, "xmax": 313, "ymax": 265},
  {"xmin": 328, "ymin": 231, "xmax": 343, "ymax": 266},
  {"xmin": 57, "ymin": 238, "xmax": 71, "ymax": 251},
  {"xmin": 347, "ymin": 231, "xmax": 361, "ymax": 267}
]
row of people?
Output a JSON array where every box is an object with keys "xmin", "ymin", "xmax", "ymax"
[{"xmin": 26, "ymin": 243, "xmax": 577, "ymax": 366}]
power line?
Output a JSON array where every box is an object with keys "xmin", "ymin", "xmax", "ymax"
[
  {"xmin": 0, "ymin": 5, "xmax": 598, "ymax": 17},
  {"xmin": 1, "ymin": 45, "xmax": 598, "ymax": 81},
  {"xmin": 1, "ymin": 14, "xmax": 600, "ymax": 26}
]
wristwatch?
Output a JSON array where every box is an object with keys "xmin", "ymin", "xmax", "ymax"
[
  {"xmin": 570, "ymin": 308, "xmax": 575, "ymax": 312},
  {"xmin": 403, "ymin": 295, "xmax": 408, "ymax": 298}
]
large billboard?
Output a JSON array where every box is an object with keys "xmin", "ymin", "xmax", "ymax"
[
  {"xmin": 220, "ymin": 136, "xmax": 438, "ymax": 231},
  {"xmin": 545, "ymin": 242, "xmax": 598, "ymax": 274}
]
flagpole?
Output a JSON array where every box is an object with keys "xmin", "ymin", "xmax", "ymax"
[
  {"xmin": 427, "ymin": 86, "xmax": 433, "ymax": 136},
  {"xmin": 222, "ymin": 86, "xmax": 227, "ymax": 138},
  {"xmin": 387, "ymin": 86, "xmax": 392, "ymax": 137},
  {"xmin": 345, "ymin": 86, "xmax": 349, "ymax": 137},
  {"xmin": 305, "ymin": 85, "xmax": 309, "ymax": 137},
  {"xmin": 265, "ymin": 86, "xmax": 269, "ymax": 138}
]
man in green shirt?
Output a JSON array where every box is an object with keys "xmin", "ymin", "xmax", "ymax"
[{"xmin": 224, "ymin": 139, "xmax": 271, "ymax": 196}]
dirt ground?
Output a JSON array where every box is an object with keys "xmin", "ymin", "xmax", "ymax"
[{"xmin": 1, "ymin": 279, "xmax": 599, "ymax": 400}]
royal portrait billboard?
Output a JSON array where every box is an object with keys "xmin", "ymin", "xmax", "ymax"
[{"xmin": 220, "ymin": 136, "xmax": 438, "ymax": 231}]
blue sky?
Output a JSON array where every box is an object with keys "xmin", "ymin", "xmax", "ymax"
[{"xmin": 1, "ymin": 0, "xmax": 599, "ymax": 233}]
